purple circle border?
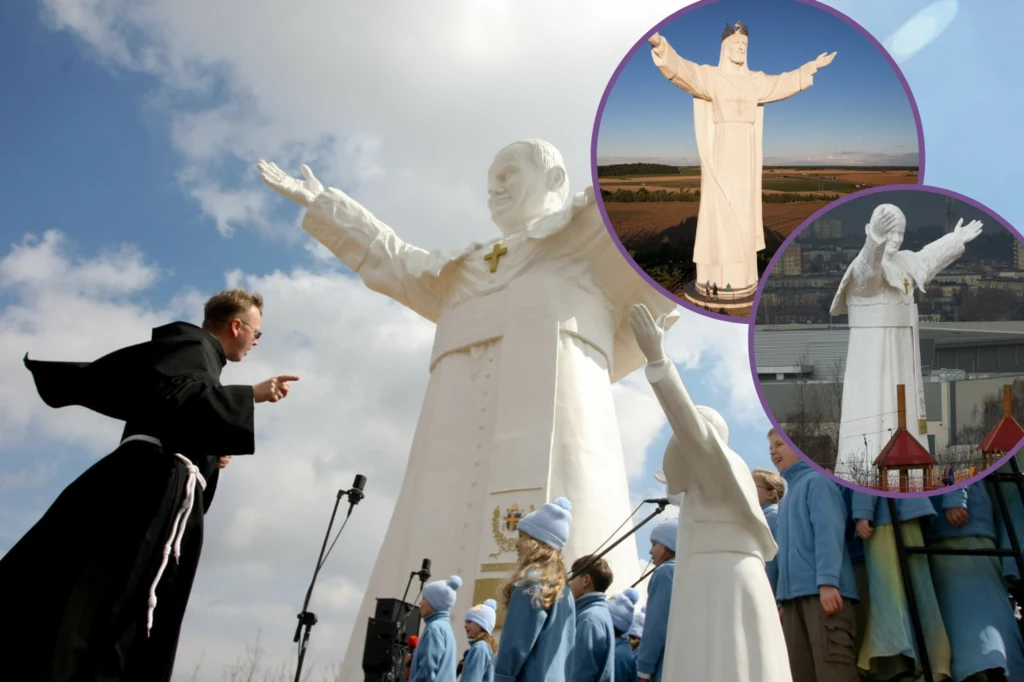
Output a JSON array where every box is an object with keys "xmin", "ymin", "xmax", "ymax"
[
  {"xmin": 588, "ymin": 0, "xmax": 928, "ymax": 324},
  {"xmin": 748, "ymin": 183, "xmax": 1024, "ymax": 498}
]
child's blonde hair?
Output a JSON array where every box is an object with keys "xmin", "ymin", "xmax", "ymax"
[
  {"xmin": 500, "ymin": 534, "xmax": 567, "ymax": 611},
  {"xmin": 752, "ymin": 469, "xmax": 785, "ymax": 503}
]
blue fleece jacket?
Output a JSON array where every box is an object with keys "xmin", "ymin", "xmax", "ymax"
[
  {"xmin": 570, "ymin": 592, "xmax": 614, "ymax": 682},
  {"xmin": 635, "ymin": 558, "xmax": 674, "ymax": 681},
  {"xmin": 762, "ymin": 502, "xmax": 780, "ymax": 592},
  {"xmin": 409, "ymin": 610, "xmax": 457, "ymax": 682},
  {"xmin": 775, "ymin": 460, "xmax": 858, "ymax": 602},
  {"xmin": 614, "ymin": 633, "xmax": 639, "ymax": 682},
  {"xmin": 460, "ymin": 638, "xmax": 494, "ymax": 682},
  {"xmin": 924, "ymin": 482, "xmax": 998, "ymax": 543},
  {"xmin": 494, "ymin": 581, "xmax": 575, "ymax": 682},
  {"xmin": 851, "ymin": 491, "xmax": 937, "ymax": 526}
]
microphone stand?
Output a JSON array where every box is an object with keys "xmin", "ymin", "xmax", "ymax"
[
  {"xmin": 567, "ymin": 499, "xmax": 669, "ymax": 582},
  {"xmin": 294, "ymin": 479, "xmax": 365, "ymax": 682}
]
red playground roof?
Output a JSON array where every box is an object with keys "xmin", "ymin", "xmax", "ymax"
[
  {"xmin": 979, "ymin": 416, "xmax": 1024, "ymax": 454},
  {"xmin": 874, "ymin": 428, "xmax": 937, "ymax": 468}
]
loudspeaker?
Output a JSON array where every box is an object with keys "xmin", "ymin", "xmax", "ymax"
[{"xmin": 362, "ymin": 618, "xmax": 400, "ymax": 673}]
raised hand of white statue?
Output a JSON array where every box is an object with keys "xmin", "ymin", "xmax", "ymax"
[
  {"xmin": 952, "ymin": 218, "xmax": 983, "ymax": 244},
  {"xmin": 630, "ymin": 303, "xmax": 668, "ymax": 363},
  {"xmin": 814, "ymin": 52, "xmax": 837, "ymax": 68},
  {"xmin": 648, "ymin": 32, "xmax": 664, "ymax": 48},
  {"xmin": 257, "ymin": 160, "xmax": 325, "ymax": 208},
  {"xmin": 866, "ymin": 204, "xmax": 901, "ymax": 243}
]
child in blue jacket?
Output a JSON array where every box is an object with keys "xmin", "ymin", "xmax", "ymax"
[
  {"xmin": 771, "ymin": 429, "xmax": 860, "ymax": 682},
  {"xmin": 494, "ymin": 497, "xmax": 576, "ymax": 682},
  {"xmin": 460, "ymin": 599, "xmax": 498, "ymax": 682},
  {"xmin": 410, "ymin": 575, "xmax": 462, "ymax": 682},
  {"xmin": 608, "ymin": 588, "xmax": 641, "ymax": 682},
  {"xmin": 567, "ymin": 554, "xmax": 615, "ymax": 682},
  {"xmin": 925, "ymin": 482, "xmax": 1024, "ymax": 682},
  {"xmin": 753, "ymin": 468, "xmax": 785, "ymax": 593},
  {"xmin": 635, "ymin": 517, "xmax": 677, "ymax": 682}
]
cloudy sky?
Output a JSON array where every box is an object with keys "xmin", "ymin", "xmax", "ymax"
[{"xmin": 1, "ymin": 0, "xmax": 1022, "ymax": 678}]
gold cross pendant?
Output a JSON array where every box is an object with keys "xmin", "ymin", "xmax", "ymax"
[
  {"xmin": 484, "ymin": 242, "xmax": 508, "ymax": 273},
  {"xmin": 903, "ymin": 278, "xmax": 910, "ymax": 295}
]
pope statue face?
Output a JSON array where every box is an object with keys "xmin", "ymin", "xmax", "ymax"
[
  {"xmin": 487, "ymin": 142, "xmax": 567, "ymax": 235},
  {"xmin": 873, "ymin": 204, "xmax": 907, "ymax": 255}
]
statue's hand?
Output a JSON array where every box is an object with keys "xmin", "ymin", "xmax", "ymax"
[
  {"xmin": 952, "ymin": 218, "xmax": 983, "ymax": 244},
  {"xmin": 648, "ymin": 32, "xmax": 664, "ymax": 48},
  {"xmin": 814, "ymin": 52, "xmax": 836, "ymax": 69},
  {"xmin": 629, "ymin": 303, "xmax": 668, "ymax": 362},
  {"xmin": 866, "ymin": 205, "xmax": 900, "ymax": 243},
  {"xmin": 257, "ymin": 160, "xmax": 324, "ymax": 208}
]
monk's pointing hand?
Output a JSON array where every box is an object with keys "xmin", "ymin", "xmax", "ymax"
[
  {"xmin": 253, "ymin": 375, "xmax": 301, "ymax": 403},
  {"xmin": 648, "ymin": 32, "xmax": 664, "ymax": 48},
  {"xmin": 257, "ymin": 160, "xmax": 324, "ymax": 208},
  {"xmin": 815, "ymin": 52, "xmax": 836, "ymax": 68}
]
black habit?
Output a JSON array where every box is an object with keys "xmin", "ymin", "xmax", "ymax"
[{"xmin": 0, "ymin": 321, "xmax": 255, "ymax": 682}]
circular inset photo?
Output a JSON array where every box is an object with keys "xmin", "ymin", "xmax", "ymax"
[
  {"xmin": 752, "ymin": 184, "xmax": 1024, "ymax": 495},
  {"xmin": 591, "ymin": 0, "xmax": 923, "ymax": 320}
]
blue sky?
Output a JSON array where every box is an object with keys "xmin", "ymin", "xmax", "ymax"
[
  {"xmin": 0, "ymin": 0, "xmax": 1022, "ymax": 676},
  {"xmin": 597, "ymin": 0, "xmax": 921, "ymax": 166}
]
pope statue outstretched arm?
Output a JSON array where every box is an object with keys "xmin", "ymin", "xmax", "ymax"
[
  {"xmin": 257, "ymin": 160, "xmax": 446, "ymax": 322},
  {"xmin": 629, "ymin": 304, "xmax": 731, "ymax": 498}
]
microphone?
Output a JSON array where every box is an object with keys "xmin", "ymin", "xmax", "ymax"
[
  {"xmin": 643, "ymin": 497, "xmax": 669, "ymax": 505},
  {"xmin": 345, "ymin": 474, "xmax": 367, "ymax": 504},
  {"xmin": 416, "ymin": 558, "xmax": 432, "ymax": 583}
]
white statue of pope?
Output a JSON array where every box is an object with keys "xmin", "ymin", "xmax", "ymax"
[{"xmin": 258, "ymin": 139, "xmax": 678, "ymax": 679}]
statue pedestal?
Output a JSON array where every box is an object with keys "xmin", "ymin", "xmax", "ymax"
[{"xmin": 683, "ymin": 280, "xmax": 756, "ymax": 311}]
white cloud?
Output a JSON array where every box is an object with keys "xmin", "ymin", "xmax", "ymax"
[
  {"xmin": 0, "ymin": 231, "xmax": 761, "ymax": 677},
  {"xmin": 38, "ymin": 0, "xmax": 698, "ymax": 249}
]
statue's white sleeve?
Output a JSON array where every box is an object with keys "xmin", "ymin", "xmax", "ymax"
[
  {"xmin": 847, "ymin": 230, "xmax": 887, "ymax": 296},
  {"xmin": 907, "ymin": 232, "xmax": 967, "ymax": 287},
  {"xmin": 302, "ymin": 188, "xmax": 446, "ymax": 322},
  {"xmin": 645, "ymin": 358, "xmax": 730, "ymax": 495},
  {"xmin": 651, "ymin": 40, "xmax": 711, "ymax": 100}
]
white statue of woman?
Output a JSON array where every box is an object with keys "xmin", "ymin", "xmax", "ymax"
[
  {"xmin": 831, "ymin": 203, "xmax": 982, "ymax": 477},
  {"xmin": 648, "ymin": 22, "xmax": 835, "ymax": 298},
  {"xmin": 630, "ymin": 303, "xmax": 791, "ymax": 682}
]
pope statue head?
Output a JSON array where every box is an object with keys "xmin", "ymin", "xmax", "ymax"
[
  {"xmin": 871, "ymin": 203, "xmax": 908, "ymax": 256},
  {"xmin": 487, "ymin": 139, "xmax": 570, "ymax": 236}
]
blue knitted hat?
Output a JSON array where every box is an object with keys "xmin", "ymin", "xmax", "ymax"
[
  {"xmin": 628, "ymin": 605, "xmax": 646, "ymax": 638},
  {"xmin": 607, "ymin": 588, "xmax": 640, "ymax": 633},
  {"xmin": 650, "ymin": 517, "xmax": 678, "ymax": 553},
  {"xmin": 423, "ymin": 575, "xmax": 462, "ymax": 612},
  {"xmin": 465, "ymin": 599, "xmax": 498, "ymax": 634},
  {"xmin": 517, "ymin": 497, "xmax": 573, "ymax": 551}
]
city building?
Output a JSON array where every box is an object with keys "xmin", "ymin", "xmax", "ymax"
[{"xmin": 780, "ymin": 244, "xmax": 803, "ymax": 276}]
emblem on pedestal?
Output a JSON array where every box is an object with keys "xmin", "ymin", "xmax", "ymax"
[{"xmin": 490, "ymin": 503, "xmax": 534, "ymax": 559}]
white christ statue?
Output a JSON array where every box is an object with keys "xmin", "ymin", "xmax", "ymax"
[
  {"xmin": 830, "ymin": 203, "xmax": 982, "ymax": 477},
  {"xmin": 649, "ymin": 22, "xmax": 835, "ymax": 298},
  {"xmin": 630, "ymin": 303, "xmax": 790, "ymax": 682},
  {"xmin": 258, "ymin": 140, "xmax": 679, "ymax": 679}
]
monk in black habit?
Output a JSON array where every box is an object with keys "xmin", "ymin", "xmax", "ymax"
[{"xmin": 0, "ymin": 288, "xmax": 299, "ymax": 682}]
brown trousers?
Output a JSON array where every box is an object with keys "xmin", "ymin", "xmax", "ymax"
[{"xmin": 782, "ymin": 595, "xmax": 861, "ymax": 682}]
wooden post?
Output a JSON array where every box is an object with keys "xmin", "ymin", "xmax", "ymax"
[
  {"xmin": 897, "ymin": 384, "xmax": 907, "ymax": 430},
  {"xmin": 900, "ymin": 469, "xmax": 909, "ymax": 493}
]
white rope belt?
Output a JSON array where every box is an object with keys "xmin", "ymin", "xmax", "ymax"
[{"xmin": 119, "ymin": 434, "xmax": 207, "ymax": 637}]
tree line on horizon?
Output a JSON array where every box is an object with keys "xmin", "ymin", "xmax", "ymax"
[
  {"xmin": 600, "ymin": 188, "xmax": 841, "ymax": 204},
  {"xmin": 597, "ymin": 162, "xmax": 919, "ymax": 177}
]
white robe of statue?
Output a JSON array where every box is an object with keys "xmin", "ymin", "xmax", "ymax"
[
  {"xmin": 648, "ymin": 23, "xmax": 834, "ymax": 296},
  {"xmin": 830, "ymin": 203, "xmax": 982, "ymax": 477},
  {"xmin": 630, "ymin": 304, "xmax": 791, "ymax": 682},
  {"xmin": 258, "ymin": 141, "xmax": 679, "ymax": 681}
]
